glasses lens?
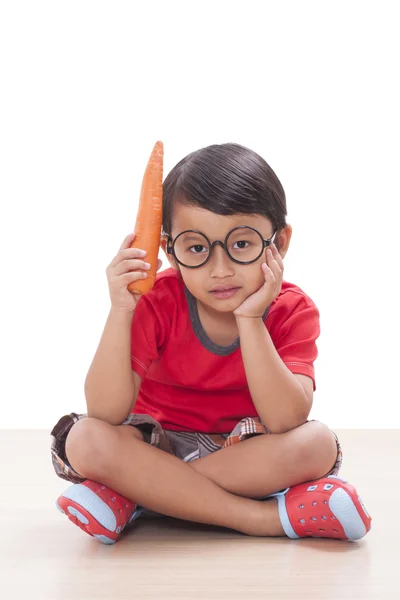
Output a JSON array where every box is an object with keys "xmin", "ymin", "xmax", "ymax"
[
  {"xmin": 226, "ymin": 227, "xmax": 263, "ymax": 262},
  {"xmin": 174, "ymin": 231, "xmax": 210, "ymax": 267},
  {"xmin": 173, "ymin": 227, "xmax": 263, "ymax": 267}
]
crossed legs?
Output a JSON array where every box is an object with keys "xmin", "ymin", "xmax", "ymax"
[{"xmin": 64, "ymin": 418, "xmax": 338, "ymax": 537}]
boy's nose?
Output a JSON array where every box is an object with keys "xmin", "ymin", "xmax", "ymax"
[{"xmin": 208, "ymin": 244, "xmax": 234, "ymax": 270}]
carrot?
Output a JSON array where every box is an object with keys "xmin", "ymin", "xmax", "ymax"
[{"xmin": 128, "ymin": 140, "xmax": 164, "ymax": 295}]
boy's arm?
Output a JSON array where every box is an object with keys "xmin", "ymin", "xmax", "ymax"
[
  {"xmin": 236, "ymin": 316, "xmax": 312, "ymax": 434},
  {"xmin": 84, "ymin": 308, "xmax": 138, "ymax": 425}
]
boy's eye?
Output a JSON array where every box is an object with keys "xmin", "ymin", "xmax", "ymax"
[
  {"xmin": 233, "ymin": 240, "xmax": 250, "ymax": 249},
  {"xmin": 189, "ymin": 245, "xmax": 207, "ymax": 253}
]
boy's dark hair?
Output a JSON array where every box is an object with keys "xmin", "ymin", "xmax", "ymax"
[{"xmin": 162, "ymin": 143, "xmax": 287, "ymax": 253}]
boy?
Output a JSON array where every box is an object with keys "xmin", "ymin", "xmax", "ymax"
[{"xmin": 51, "ymin": 143, "xmax": 371, "ymax": 544}]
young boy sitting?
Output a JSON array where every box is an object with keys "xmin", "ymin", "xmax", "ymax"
[{"xmin": 51, "ymin": 143, "xmax": 372, "ymax": 544}]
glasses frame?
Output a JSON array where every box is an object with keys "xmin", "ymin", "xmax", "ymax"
[{"xmin": 166, "ymin": 225, "xmax": 278, "ymax": 269}]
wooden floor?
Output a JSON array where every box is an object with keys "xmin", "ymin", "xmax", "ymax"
[{"xmin": 0, "ymin": 429, "xmax": 397, "ymax": 599}]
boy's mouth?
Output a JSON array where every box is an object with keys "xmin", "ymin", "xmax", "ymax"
[
  {"xmin": 210, "ymin": 287, "xmax": 241, "ymax": 298},
  {"xmin": 210, "ymin": 285, "xmax": 240, "ymax": 292}
]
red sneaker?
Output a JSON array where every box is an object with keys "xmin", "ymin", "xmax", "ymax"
[
  {"xmin": 56, "ymin": 480, "xmax": 144, "ymax": 544},
  {"xmin": 271, "ymin": 475, "xmax": 372, "ymax": 541}
]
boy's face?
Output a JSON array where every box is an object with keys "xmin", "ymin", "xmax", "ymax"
[{"xmin": 160, "ymin": 205, "xmax": 292, "ymax": 320}]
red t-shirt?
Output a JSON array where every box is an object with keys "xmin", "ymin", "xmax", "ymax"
[{"xmin": 131, "ymin": 268, "xmax": 320, "ymax": 433}]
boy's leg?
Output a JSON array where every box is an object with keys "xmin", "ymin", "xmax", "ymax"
[
  {"xmin": 189, "ymin": 421, "xmax": 339, "ymax": 498},
  {"xmin": 65, "ymin": 417, "xmax": 284, "ymax": 537}
]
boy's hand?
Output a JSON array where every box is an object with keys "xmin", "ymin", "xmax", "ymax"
[
  {"xmin": 106, "ymin": 232, "xmax": 162, "ymax": 313},
  {"xmin": 233, "ymin": 243, "xmax": 284, "ymax": 319}
]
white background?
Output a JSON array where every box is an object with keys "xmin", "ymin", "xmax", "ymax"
[{"xmin": 1, "ymin": 1, "xmax": 398, "ymax": 429}]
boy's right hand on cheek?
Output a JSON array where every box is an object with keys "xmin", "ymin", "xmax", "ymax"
[{"xmin": 106, "ymin": 232, "xmax": 162, "ymax": 313}]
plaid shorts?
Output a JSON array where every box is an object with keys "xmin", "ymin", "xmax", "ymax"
[{"xmin": 50, "ymin": 412, "xmax": 343, "ymax": 486}]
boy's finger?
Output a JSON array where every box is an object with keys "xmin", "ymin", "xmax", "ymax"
[
  {"xmin": 271, "ymin": 243, "xmax": 284, "ymax": 263},
  {"xmin": 269, "ymin": 245, "xmax": 283, "ymax": 270},
  {"xmin": 120, "ymin": 232, "xmax": 136, "ymax": 252}
]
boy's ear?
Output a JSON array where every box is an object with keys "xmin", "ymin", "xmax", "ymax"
[
  {"xmin": 160, "ymin": 235, "xmax": 179, "ymax": 270},
  {"xmin": 160, "ymin": 235, "xmax": 168, "ymax": 255},
  {"xmin": 275, "ymin": 224, "xmax": 292, "ymax": 260}
]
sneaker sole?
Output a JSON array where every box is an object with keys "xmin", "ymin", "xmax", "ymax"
[{"xmin": 56, "ymin": 484, "xmax": 141, "ymax": 544}]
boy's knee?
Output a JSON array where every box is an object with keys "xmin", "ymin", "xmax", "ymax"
[
  {"xmin": 65, "ymin": 417, "xmax": 116, "ymax": 479},
  {"xmin": 65, "ymin": 417, "xmax": 144, "ymax": 480},
  {"xmin": 299, "ymin": 421, "xmax": 338, "ymax": 479}
]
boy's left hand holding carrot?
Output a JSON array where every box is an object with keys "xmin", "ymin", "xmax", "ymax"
[{"xmin": 233, "ymin": 243, "xmax": 284, "ymax": 319}]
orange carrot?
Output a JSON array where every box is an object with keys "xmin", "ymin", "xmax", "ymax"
[{"xmin": 128, "ymin": 140, "xmax": 164, "ymax": 295}]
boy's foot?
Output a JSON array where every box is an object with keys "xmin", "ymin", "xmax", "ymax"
[
  {"xmin": 56, "ymin": 480, "xmax": 144, "ymax": 544},
  {"xmin": 269, "ymin": 475, "xmax": 372, "ymax": 541}
]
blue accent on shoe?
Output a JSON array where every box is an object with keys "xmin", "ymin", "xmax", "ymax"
[
  {"xmin": 276, "ymin": 494, "xmax": 300, "ymax": 539},
  {"xmin": 61, "ymin": 484, "xmax": 117, "ymax": 532},
  {"xmin": 67, "ymin": 506, "xmax": 89, "ymax": 525},
  {"xmin": 128, "ymin": 507, "xmax": 146, "ymax": 524},
  {"xmin": 358, "ymin": 495, "xmax": 370, "ymax": 519},
  {"xmin": 329, "ymin": 488, "xmax": 367, "ymax": 540},
  {"xmin": 257, "ymin": 487, "xmax": 290, "ymax": 501},
  {"xmin": 93, "ymin": 534, "xmax": 116, "ymax": 545}
]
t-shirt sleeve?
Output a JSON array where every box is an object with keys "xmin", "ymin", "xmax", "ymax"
[
  {"xmin": 272, "ymin": 292, "xmax": 321, "ymax": 391},
  {"xmin": 130, "ymin": 287, "xmax": 170, "ymax": 379}
]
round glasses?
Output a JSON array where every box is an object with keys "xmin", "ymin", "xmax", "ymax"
[{"xmin": 166, "ymin": 226, "xmax": 278, "ymax": 269}]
